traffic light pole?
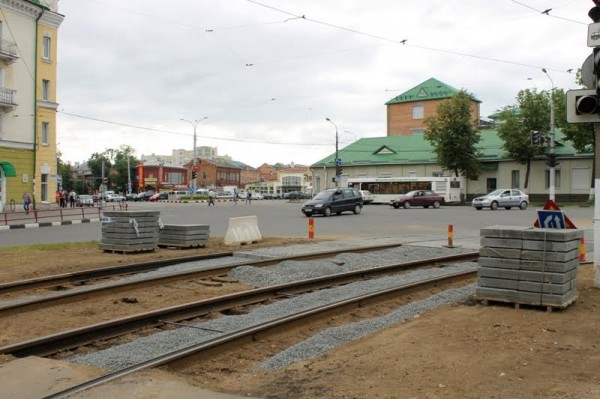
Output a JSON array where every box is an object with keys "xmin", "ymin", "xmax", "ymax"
[
  {"xmin": 595, "ymin": 123, "xmax": 600, "ymax": 287},
  {"xmin": 181, "ymin": 117, "xmax": 207, "ymax": 193},
  {"xmin": 542, "ymin": 68, "xmax": 556, "ymax": 201}
]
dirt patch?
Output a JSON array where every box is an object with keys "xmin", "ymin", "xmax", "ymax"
[{"xmin": 2, "ymin": 239, "xmax": 600, "ymax": 398}]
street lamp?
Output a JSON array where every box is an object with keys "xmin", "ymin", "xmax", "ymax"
[
  {"xmin": 325, "ymin": 117, "xmax": 339, "ymax": 188},
  {"xmin": 542, "ymin": 68, "xmax": 555, "ymax": 201},
  {"xmin": 180, "ymin": 117, "xmax": 208, "ymax": 193}
]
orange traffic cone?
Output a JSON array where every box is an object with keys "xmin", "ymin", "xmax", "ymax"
[{"xmin": 579, "ymin": 237, "xmax": 586, "ymax": 263}]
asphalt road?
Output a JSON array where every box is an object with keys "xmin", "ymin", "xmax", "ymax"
[{"xmin": 0, "ymin": 200, "xmax": 594, "ymax": 248}]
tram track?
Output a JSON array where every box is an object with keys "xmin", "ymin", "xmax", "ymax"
[
  {"xmin": 0, "ymin": 242, "xmax": 406, "ymax": 315},
  {"xmin": 0, "ymin": 252, "xmax": 477, "ymax": 358},
  {"xmin": 41, "ymin": 258, "xmax": 477, "ymax": 399}
]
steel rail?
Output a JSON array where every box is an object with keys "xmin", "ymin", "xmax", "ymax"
[
  {"xmin": 43, "ymin": 267, "xmax": 475, "ymax": 399},
  {"xmin": 0, "ymin": 242, "xmax": 407, "ymax": 315},
  {"xmin": 1, "ymin": 252, "xmax": 477, "ymax": 357}
]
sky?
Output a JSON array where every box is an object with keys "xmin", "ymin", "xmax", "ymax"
[{"xmin": 56, "ymin": 0, "xmax": 594, "ymax": 168}]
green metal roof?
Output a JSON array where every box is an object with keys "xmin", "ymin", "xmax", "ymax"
[
  {"xmin": 311, "ymin": 129, "xmax": 587, "ymax": 168},
  {"xmin": 385, "ymin": 78, "xmax": 481, "ymax": 105}
]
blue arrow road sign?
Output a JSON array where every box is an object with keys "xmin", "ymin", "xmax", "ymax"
[{"xmin": 537, "ymin": 210, "xmax": 566, "ymax": 229}]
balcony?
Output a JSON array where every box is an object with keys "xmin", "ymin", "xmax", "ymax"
[
  {"xmin": 0, "ymin": 87, "xmax": 17, "ymax": 110},
  {"xmin": 0, "ymin": 39, "xmax": 18, "ymax": 63}
]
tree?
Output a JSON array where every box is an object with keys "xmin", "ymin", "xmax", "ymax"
[
  {"xmin": 424, "ymin": 90, "xmax": 481, "ymax": 180},
  {"xmin": 496, "ymin": 89, "xmax": 549, "ymax": 189},
  {"xmin": 56, "ymin": 151, "xmax": 74, "ymax": 191},
  {"xmin": 86, "ymin": 146, "xmax": 138, "ymax": 193}
]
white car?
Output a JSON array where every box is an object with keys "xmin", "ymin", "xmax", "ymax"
[
  {"xmin": 253, "ymin": 193, "xmax": 264, "ymax": 200},
  {"xmin": 105, "ymin": 193, "xmax": 126, "ymax": 202},
  {"xmin": 359, "ymin": 190, "xmax": 374, "ymax": 204},
  {"xmin": 472, "ymin": 189, "xmax": 529, "ymax": 210}
]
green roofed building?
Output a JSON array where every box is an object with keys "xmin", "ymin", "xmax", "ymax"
[
  {"xmin": 310, "ymin": 129, "xmax": 592, "ymax": 203},
  {"xmin": 385, "ymin": 78, "xmax": 481, "ymax": 137}
]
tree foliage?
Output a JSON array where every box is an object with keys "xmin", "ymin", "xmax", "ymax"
[
  {"xmin": 495, "ymin": 89, "xmax": 550, "ymax": 189},
  {"xmin": 424, "ymin": 90, "xmax": 481, "ymax": 179},
  {"xmin": 87, "ymin": 145, "xmax": 138, "ymax": 193}
]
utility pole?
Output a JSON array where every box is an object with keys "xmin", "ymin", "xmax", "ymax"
[
  {"xmin": 325, "ymin": 117, "xmax": 340, "ymax": 188},
  {"xmin": 181, "ymin": 117, "xmax": 208, "ymax": 193},
  {"xmin": 542, "ymin": 68, "xmax": 556, "ymax": 201}
]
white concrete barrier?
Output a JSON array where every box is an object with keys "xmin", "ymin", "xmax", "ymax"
[{"xmin": 224, "ymin": 215, "xmax": 262, "ymax": 245}]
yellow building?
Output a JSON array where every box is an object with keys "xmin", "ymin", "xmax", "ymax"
[{"xmin": 0, "ymin": 0, "xmax": 62, "ymax": 211}]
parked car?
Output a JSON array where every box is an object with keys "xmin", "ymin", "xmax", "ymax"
[
  {"xmin": 216, "ymin": 191, "xmax": 234, "ymax": 199},
  {"xmin": 105, "ymin": 193, "xmax": 126, "ymax": 202},
  {"xmin": 149, "ymin": 192, "xmax": 169, "ymax": 201},
  {"xmin": 390, "ymin": 190, "xmax": 445, "ymax": 209},
  {"xmin": 125, "ymin": 193, "xmax": 138, "ymax": 201},
  {"xmin": 77, "ymin": 194, "xmax": 94, "ymax": 207},
  {"xmin": 360, "ymin": 190, "xmax": 375, "ymax": 205},
  {"xmin": 301, "ymin": 188, "xmax": 363, "ymax": 217},
  {"xmin": 253, "ymin": 193, "xmax": 264, "ymax": 200},
  {"xmin": 136, "ymin": 191, "xmax": 155, "ymax": 201},
  {"xmin": 472, "ymin": 189, "xmax": 529, "ymax": 210}
]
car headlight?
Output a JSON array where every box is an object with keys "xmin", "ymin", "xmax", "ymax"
[{"xmin": 314, "ymin": 204, "xmax": 323, "ymax": 208}]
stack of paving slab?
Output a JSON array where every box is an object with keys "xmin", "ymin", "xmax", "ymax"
[
  {"xmin": 158, "ymin": 224, "xmax": 210, "ymax": 248},
  {"xmin": 476, "ymin": 225, "xmax": 583, "ymax": 309},
  {"xmin": 100, "ymin": 210, "xmax": 160, "ymax": 253}
]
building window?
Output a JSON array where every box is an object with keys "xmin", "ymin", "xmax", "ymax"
[
  {"xmin": 412, "ymin": 104, "xmax": 424, "ymax": 119},
  {"xmin": 545, "ymin": 169, "xmax": 561, "ymax": 189},
  {"xmin": 42, "ymin": 79, "xmax": 49, "ymax": 101},
  {"xmin": 41, "ymin": 173, "xmax": 48, "ymax": 202},
  {"xmin": 41, "ymin": 122, "xmax": 49, "ymax": 145},
  {"xmin": 511, "ymin": 170, "xmax": 520, "ymax": 188},
  {"xmin": 42, "ymin": 35, "xmax": 51, "ymax": 60},
  {"xmin": 432, "ymin": 171, "xmax": 443, "ymax": 177}
]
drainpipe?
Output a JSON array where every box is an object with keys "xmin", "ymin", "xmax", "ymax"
[{"xmin": 32, "ymin": 8, "xmax": 43, "ymax": 209}]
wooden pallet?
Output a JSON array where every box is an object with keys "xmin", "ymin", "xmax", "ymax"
[{"xmin": 478, "ymin": 294, "xmax": 578, "ymax": 313}]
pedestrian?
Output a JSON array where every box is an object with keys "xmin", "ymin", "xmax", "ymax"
[
  {"xmin": 233, "ymin": 189, "xmax": 238, "ymax": 205},
  {"xmin": 245, "ymin": 191, "xmax": 252, "ymax": 205},
  {"xmin": 69, "ymin": 190, "xmax": 76, "ymax": 208},
  {"xmin": 208, "ymin": 190, "xmax": 215, "ymax": 206},
  {"xmin": 22, "ymin": 192, "xmax": 31, "ymax": 214},
  {"xmin": 59, "ymin": 191, "xmax": 65, "ymax": 208}
]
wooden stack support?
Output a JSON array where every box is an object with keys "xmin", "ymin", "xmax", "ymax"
[
  {"xmin": 100, "ymin": 210, "xmax": 160, "ymax": 253},
  {"xmin": 476, "ymin": 225, "xmax": 583, "ymax": 310},
  {"xmin": 158, "ymin": 224, "xmax": 210, "ymax": 248}
]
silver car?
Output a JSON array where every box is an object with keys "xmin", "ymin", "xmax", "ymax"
[{"xmin": 472, "ymin": 189, "xmax": 529, "ymax": 210}]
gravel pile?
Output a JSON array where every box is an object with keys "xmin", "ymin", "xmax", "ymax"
[
  {"xmin": 229, "ymin": 245, "xmax": 473, "ymax": 287},
  {"xmin": 70, "ymin": 259, "xmax": 478, "ymax": 371},
  {"xmin": 259, "ymin": 284, "xmax": 475, "ymax": 370}
]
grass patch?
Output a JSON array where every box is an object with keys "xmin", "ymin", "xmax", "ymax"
[{"xmin": 0, "ymin": 241, "xmax": 99, "ymax": 252}]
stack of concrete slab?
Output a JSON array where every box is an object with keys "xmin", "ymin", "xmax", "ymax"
[
  {"xmin": 476, "ymin": 225, "xmax": 583, "ymax": 309},
  {"xmin": 100, "ymin": 210, "xmax": 160, "ymax": 253},
  {"xmin": 158, "ymin": 224, "xmax": 210, "ymax": 248}
]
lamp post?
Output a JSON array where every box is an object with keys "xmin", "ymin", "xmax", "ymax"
[
  {"xmin": 542, "ymin": 68, "xmax": 555, "ymax": 201},
  {"xmin": 325, "ymin": 117, "xmax": 339, "ymax": 188},
  {"xmin": 180, "ymin": 117, "xmax": 208, "ymax": 193}
]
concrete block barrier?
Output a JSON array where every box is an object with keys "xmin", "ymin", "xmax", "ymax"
[{"xmin": 224, "ymin": 216, "xmax": 262, "ymax": 245}]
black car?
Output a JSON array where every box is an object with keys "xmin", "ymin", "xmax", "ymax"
[{"xmin": 301, "ymin": 188, "xmax": 363, "ymax": 217}]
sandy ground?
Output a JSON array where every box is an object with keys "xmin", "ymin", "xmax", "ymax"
[{"xmin": 1, "ymin": 238, "xmax": 599, "ymax": 399}]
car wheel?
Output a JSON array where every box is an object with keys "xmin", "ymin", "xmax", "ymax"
[
  {"xmin": 505, "ymin": 207, "xmax": 512, "ymax": 210},
  {"xmin": 490, "ymin": 201, "xmax": 498, "ymax": 210},
  {"xmin": 324, "ymin": 207, "xmax": 332, "ymax": 217},
  {"xmin": 393, "ymin": 203, "xmax": 400, "ymax": 209},
  {"xmin": 336, "ymin": 212, "xmax": 342, "ymax": 215},
  {"xmin": 475, "ymin": 207, "xmax": 482, "ymax": 210},
  {"xmin": 353, "ymin": 204, "xmax": 362, "ymax": 214},
  {"xmin": 403, "ymin": 201, "xmax": 411, "ymax": 209},
  {"xmin": 433, "ymin": 201, "xmax": 441, "ymax": 209},
  {"xmin": 519, "ymin": 201, "xmax": 528, "ymax": 210}
]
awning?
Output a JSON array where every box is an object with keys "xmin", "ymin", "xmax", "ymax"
[{"xmin": 0, "ymin": 161, "xmax": 16, "ymax": 177}]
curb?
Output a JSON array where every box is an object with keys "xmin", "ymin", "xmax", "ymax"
[{"xmin": 0, "ymin": 218, "xmax": 100, "ymax": 231}]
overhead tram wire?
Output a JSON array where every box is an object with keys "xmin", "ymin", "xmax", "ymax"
[
  {"xmin": 246, "ymin": 0, "xmax": 582, "ymax": 74},
  {"xmin": 57, "ymin": 110, "xmax": 332, "ymax": 147}
]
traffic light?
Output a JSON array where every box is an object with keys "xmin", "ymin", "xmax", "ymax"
[
  {"xmin": 530, "ymin": 131, "xmax": 541, "ymax": 145},
  {"xmin": 546, "ymin": 153, "xmax": 560, "ymax": 168},
  {"xmin": 336, "ymin": 164, "xmax": 343, "ymax": 176},
  {"xmin": 192, "ymin": 171, "xmax": 197, "ymax": 179},
  {"xmin": 566, "ymin": 89, "xmax": 600, "ymax": 123}
]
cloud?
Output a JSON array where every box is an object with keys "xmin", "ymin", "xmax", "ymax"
[{"xmin": 57, "ymin": 0, "xmax": 591, "ymax": 167}]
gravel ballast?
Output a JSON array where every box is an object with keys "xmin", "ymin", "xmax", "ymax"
[{"xmin": 70, "ymin": 247, "xmax": 478, "ymax": 371}]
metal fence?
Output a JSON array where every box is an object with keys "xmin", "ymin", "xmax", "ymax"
[{"xmin": 0, "ymin": 203, "xmax": 128, "ymax": 226}]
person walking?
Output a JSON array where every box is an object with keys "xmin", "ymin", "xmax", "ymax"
[
  {"xmin": 245, "ymin": 191, "xmax": 252, "ymax": 205},
  {"xmin": 22, "ymin": 192, "xmax": 31, "ymax": 214},
  {"xmin": 208, "ymin": 190, "xmax": 215, "ymax": 206},
  {"xmin": 233, "ymin": 189, "xmax": 238, "ymax": 206}
]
